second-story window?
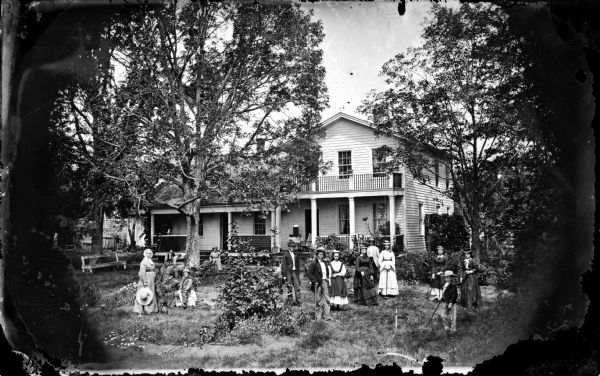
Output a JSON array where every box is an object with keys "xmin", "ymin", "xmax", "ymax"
[
  {"xmin": 338, "ymin": 151, "xmax": 352, "ymax": 179},
  {"xmin": 372, "ymin": 148, "xmax": 387, "ymax": 177},
  {"xmin": 254, "ymin": 213, "xmax": 266, "ymax": 235},
  {"xmin": 338, "ymin": 204, "xmax": 350, "ymax": 234}
]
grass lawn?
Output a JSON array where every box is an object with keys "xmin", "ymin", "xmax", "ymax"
[{"xmin": 78, "ymin": 268, "xmax": 527, "ymax": 371}]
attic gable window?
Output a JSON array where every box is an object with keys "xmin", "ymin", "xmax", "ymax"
[{"xmin": 338, "ymin": 151, "xmax": 352, "ymax": 179}]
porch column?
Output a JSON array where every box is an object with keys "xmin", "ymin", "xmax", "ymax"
[
  {"xmin": 227, "ymin": 211, "xmax": 233, "ymax": 251},
  {"xmin": 150, "ymin": 213, "xmax": 155, "ymax": 246},
  {"xmin": 275, "ymin": 206, "xmax": 282, "ymax": 249},
  {"xmin": 389, "ymin": 195, "xmax": 396, "ymax": 247},
  {"xmin": 349, "ymin": 197, "xmax": 356, "ymax": 250},
  {"xmin": 270, "ymin": 210, "xmax": 276, "ymax": 249},
  {"xmin": 310, "ymin": 198, "xmax": 317, "ymax": 247}
]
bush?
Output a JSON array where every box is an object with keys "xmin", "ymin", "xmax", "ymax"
[
  {"xmin": 217, "ymin": 257, "xmax": 284, "ymax": 330},
  {"xmin": 395, "ymin": 253, "xmax": 429, "ymax": 283},
  {"xmin": 269, "ymin": 305, "xmax": 312, "ymax": 336},
  {"xmin": 425, "ymin": 213, "xmax": 470, "ymax": 253}
]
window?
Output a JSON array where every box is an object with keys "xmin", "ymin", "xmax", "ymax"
[
  {"xmin": 338, "ymin": 151, "xmax": 352, "ymax": 178},
  {"xmin": 373, "ymin": 203, "xmax": 388, "ymax": 233},
  {"xmin": 338, "ymin": 205, "xmax": 350, "ymax": 234},
  {"xmin": 434, "ymin": 160, "xmax": 440, "ymax": 187},
  {"xmin": 446, "ymin": 207, "xmax": 451, "ymax": 215},
  {"xmin": 445, "ymin": 164, "xmax": 450, "ymax": 190},
  {"xmin": 418, "ymin": 203, "xmax": 425, "ymax": 236},
  {"xmin": 436, "ymin": 205, "xmax": 441, "ymax": 215},
  {"xmin": 254, "ymin": 213, "xmax": 266, "ymax": 235},
  {"xmin": 198, "ymin": 215, "xmax": 204, "ymax": 236},
  {"xmin": 372, "ymin": 148, "xmax": 387, "ymax": 177}
]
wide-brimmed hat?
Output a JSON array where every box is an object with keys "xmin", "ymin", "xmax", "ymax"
[
  {"xmin": 383, "ymin": 240, "xmax": 391, "ymax": 245},
  {"xmin": 315, "ymin": 247, "xmax": 326, "ymax": 255},
  {"xmin": 443, "ymin": 270, "xmax": 455, "ymax": 277},
  {"xmin": 136, "ymin": 286, "xmax": 154, "ymax": 306},
  {"xmin": 359, "ymin": 244, "xmax": 367, "ymax": 249},
  {"xmin": 331, "ymin": 250, "xmax": 341, "ymax": 255}
]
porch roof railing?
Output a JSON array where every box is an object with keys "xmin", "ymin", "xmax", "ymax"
[{"xmin": 300, "ymin": 172, "xmax": 403, "ymax": 192}]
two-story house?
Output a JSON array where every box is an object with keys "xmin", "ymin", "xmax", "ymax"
[{"xmin": 148, "ymin": 112, "xmax": 454, "ymax": 254}]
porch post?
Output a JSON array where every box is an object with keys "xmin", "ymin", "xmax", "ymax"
[
  {"xmin": 349, "ymin": 197, "xmax": 356, "ymax": 250},
  {"xmin": 227, "ymin": 211, "xmax": 233, "ymax": 251},
  {"xmin": 310, "ymin": 198, "xmax": 317, "ymax": 247},
  {"xmin": 389, "ymin": 195, "xmax": 396, "ymax": 247},
  {"xmin": 150, "ymin": 213, "xmax": 155, "ymax": 246},
  {"xmin": 270, "ymin": 210, "xmax": 276, "ymax": 249},
  {"xmin": 275, "ymin": 206, "xmax": 282, "ymax": 249}
]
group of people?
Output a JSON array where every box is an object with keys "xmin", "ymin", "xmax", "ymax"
[
  {"xmin": 282, "ymin": 239, "xmax": 400, "ymax": 320},
  {"xmin": 133, "ymin": 248, "xmax": 200, "ymax": 315},
  {"xmin": 428, "ymin": 245, "xmax": 482, "ymax": 332}
]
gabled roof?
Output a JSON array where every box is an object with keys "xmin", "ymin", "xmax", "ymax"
[{"xmin": 320, "ymin": 112, "xmax": 451, "ymax": 160}]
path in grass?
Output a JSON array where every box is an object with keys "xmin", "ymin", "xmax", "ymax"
[{"xmin": 82, "ymin": 270, "xmax": 525, "ymax": 370}]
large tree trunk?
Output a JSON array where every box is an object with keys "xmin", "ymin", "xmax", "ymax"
[
  {"xmin": 127, "ymin": 218, "xmax": 136, "ymax": 250},
  {"xmin": 470, "ymin": 214, "xmax": 482, "ymax": 261},
  {"xmin": 186, "ymin": 212, "xmax": 201, "ymax": 267},
  {"xmin": 91, "ymin": 201, "xmax": 104, "ymax": 253}
]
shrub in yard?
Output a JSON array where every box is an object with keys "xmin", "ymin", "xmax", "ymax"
[
  {"xmin": 297, "ymin": 320, "xmax": 332, "ymax": 350},
  {"xmin": 78, "ymin": 279, "xmax": 100, "ymax": 307},
  {"xmin": 222, "ymin": 316, "xmax": 267, "ymax": 345},
  {"xmin": 395, "ymin": 252, "xmax": 429, "ymax": 283},
  {"xmin": 217, "ymin": 257, "xmax": 284, "ymax": 330}
]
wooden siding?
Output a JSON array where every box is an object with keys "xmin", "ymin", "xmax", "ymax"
[
  {"xmin": 403, "ymin": 167, "xmax": 454, "ymax": 254},
  {"xmin": 198, "ymin": 213, "xmax": 221, "ymax": 250},
  {"xmin": 320, "ymin": 118, "xmax": 397, "ymax": 175}
]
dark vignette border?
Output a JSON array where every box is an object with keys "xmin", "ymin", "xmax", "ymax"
[{"xmin": 0, "ymin": 1, "xmax": 597, "ymax": 375}]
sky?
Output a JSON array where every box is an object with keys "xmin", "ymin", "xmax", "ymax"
[{"xmin": 299, "ymin": 1, "xmax": 436, "ymax": 122}]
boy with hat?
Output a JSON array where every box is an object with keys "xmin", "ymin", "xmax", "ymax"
[
  {"xmin": 307, "ymin": 247, "xmax": 331, "ymax": 320},
  {"xmin": 178, "ymin": 267, "xmax": 197, "ymax": 309},
  {"xmin": 437, "ymin": 270, "xmax": 458, "ymax": 332}
]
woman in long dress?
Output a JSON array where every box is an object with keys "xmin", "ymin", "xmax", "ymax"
[
  {"xmin": 353, "ymin": 246, "xmax": 379, "ymax": 306},
  {"xmin": 378, "ymin": 244, "xmax": 399, "ymax": 298},
  {"xmin": 430, "ymin": 245, "xmax": 448, "ymax": 300},
  {"xmin": 329, "ymin": 250, "xmax": 348, "ymax": 310},
  {"xmin": 134, "ymin": 248, "xmax": 159, "ymax": 315},
  {"xmin": 460, "ymin": 250, "xmax": 482, "ymax": 309}
]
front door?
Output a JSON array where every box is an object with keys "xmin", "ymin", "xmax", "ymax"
[
  {"xmin": 304, "ymin": 209, "xmax": 319, "ymax": 241},
  {"xmin": 220, "ymin": 213, "xmax": 229, "ymax": 250}
]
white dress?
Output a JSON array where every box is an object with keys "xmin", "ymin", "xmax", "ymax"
[{"xmin": 378, "ymin": 250, "xmax": 399, "ymax": 296}]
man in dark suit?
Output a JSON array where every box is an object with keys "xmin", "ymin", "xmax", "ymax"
[
  {"xmin": 438, "ymin": 270, "xmax": 458, "ymax": 332},
  {"xmin": 307, "ymin": 247, "xmax": 331, "ymax": 320},
  {"xmin": 281, "ymin": 242, "xmax": 301, "ymax": 305}
]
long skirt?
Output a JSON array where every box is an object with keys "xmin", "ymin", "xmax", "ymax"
[
  {"xmin": 133, "ymin": 271, "xmax": 159, "ymax": 314},
  {"xmin": 353, "ymin": 275, "xmax": 378, "ymax": 306},
  {"xmin": 460, "ymin": 273, "xmax": 482, "ymax": 308},
  {"xmin": 378, "ymin": 268, "xmax": 399, "ymax": 296},
  {"xmin": 329, "ymin": 276, "xmax": 349, "ymax": 305},
  {"xmin": 430, "ymin": 274, "xmax": 443, "ymax": 299}
]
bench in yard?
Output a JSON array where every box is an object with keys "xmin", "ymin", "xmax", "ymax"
[{"xmin": 81, "ymin": 253, "xmax": 127, "ymax": 273}]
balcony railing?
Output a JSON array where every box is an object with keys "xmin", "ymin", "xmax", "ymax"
[{"xmin": 300, "ymin": 173, "xmax": 402, "ymax": 192}]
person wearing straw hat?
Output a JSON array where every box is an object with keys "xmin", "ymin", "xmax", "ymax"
[
  {"xmin": 177, "ymin": 267, "xmax": 197, "ymax": 308},
  {"xmin": 329, "ymin": 250, "xmax": 348, "ymax": 310},
  {"xmin": 307, "ymin": 247, "xmax": 331, "ymax": 320},
  {"xmin": 378, "ymin": 241, "xmax": 399, "ymax": 298},
  {"xmin": 134, "ymin": 248, "xmax": 159, "ymax": 315},
  {"xmin": 437, "ymin": 270, "xmax": 458, "ymax": 332},
  {"xmin": 459, "ymin": 250, "xmax": 482, "ymax": 310}
]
